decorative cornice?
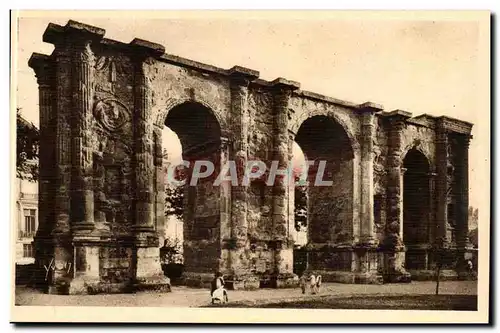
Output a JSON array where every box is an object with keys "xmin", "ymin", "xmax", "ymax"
[
  {"xmin": 294, "ymin": 90, "xmax": 359, "ymax": 109},
  {"xmin": 270, "ymin": 77, "xmax": 301, "ymax": 91},
  {"xmin": 129, "ymin": 38, "xmax": 165, "ymax": 57},
  {"xmin": 357, "ymin": 101, "xmax": 384, "ymax": 114},
  {"xmin": 43, "ymin": 20, "xmax": 105, "ymax": 45},
  {"xmin": 228, "ymin": 65, "xmax": 260, "ymax": 82},
  {"xmin": 437, "ymin": 116, "xmax": 474, "ymax": 135},
  {"xmin": 28, "ymin": 53, "xmax": 54, "ymax": 85},
  {"xmin": 379, "ymin": 109, "xmax": 412, "ymax": 119}
]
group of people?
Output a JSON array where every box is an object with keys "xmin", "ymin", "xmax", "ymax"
[
  {"xmin": 299, "ymin": 274, "xmax": 322, "ymax": 294},
  {"xmin": 209, "ymin": 272, "xmax": 323, "ymax": 304}
]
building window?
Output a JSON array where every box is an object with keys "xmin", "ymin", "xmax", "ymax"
[
  {"xmin": 23, "ymin": 209, "xmax": 36, "ymax": 236},
  {"xmin": 23, "ymin": 244, "xmax": 34, "ymax": 258}
]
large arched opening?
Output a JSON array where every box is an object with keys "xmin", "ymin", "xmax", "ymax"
[
  {"xmin": 162, "ymin": 101, "xmax": 222, "ymax": 275},
  {"xmin": 293, "ymin": 115, "xmax": 355, "ymax": 274},
  {"xmin": 402, "ymin": 148, "xmax": 431, "ymax": 270}
]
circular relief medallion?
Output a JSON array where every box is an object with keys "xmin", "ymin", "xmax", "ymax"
[{"xmin": 93, "ymin": 98, "xmax": 130, "ymax": 132}]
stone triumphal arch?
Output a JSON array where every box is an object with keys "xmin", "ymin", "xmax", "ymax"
[{"xmin": 28, "ymin": 20, "xmax": 474, "ymax": 294}]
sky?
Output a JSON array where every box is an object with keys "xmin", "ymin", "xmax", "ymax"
[{"xmin": 14, "ymin": 12, "xmax": 489, "ymax": 220}]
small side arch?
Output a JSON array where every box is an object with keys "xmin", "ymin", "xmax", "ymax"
[{"xmin": 400, "ymin": 145, "xmax": 433, "ymax": 171}]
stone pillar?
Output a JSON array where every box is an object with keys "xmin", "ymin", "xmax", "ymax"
[
  {"xmin": 435, "ymin": 123, "xmax": 449, "ymax": 243},
  {"xmin": 352, "ymin": 103, "xmax": 383, "ymax": 284},
  {"xmin": 66, "ymin": 26, "xmax": 105, "ymax": 294},
  {"xmin": 133, "ymin": 57, "xmax": 155, "ymax": 234},
  {"xmin": 287, "ymin": 131, "xmax": 296, "ymax": 246},
  {"xmin": 52, "ymin": 41, "xmax": 73, "ymax": 238},
  {"xmin": 358, "ymin": 103, "xmax": 382, "ymax": 245},
  {"xmin": 427, "ymin": 171, "xmax": 437, "ymax": 245},
  {"xmin": 456, "ymin": 135, "xmax": 472, "ymax": 277},
  {"xmin": 69, "ymin": 33, "xmax": 98, "ymax": 235},
  {"xmin": 130, "ymin": 39, "xmax": 170, "ymax": 291},
  {"xmin": 153, "ymin": 126, "xmax": 166, "ymax": 246},
  {"xmin": 399, "ymin": 167, "xmax": 407, "ymax": 242},
  {"xmin": 228, "ymin": 66, "xmax": 259, "ymax": 289},
  {"xmin": 40, "ymin": 21, "xmax": 107, "ymax": 294},
  {"xmin": 28, "ymin": 54, "xmax": 55, "ymax": 239},
  {"xmin": 46, "ymin": 33, "xmax": 74, "ymax": 294},
  {"xmin": 382, "ymin": 110, "xmax": 412, "ymax": 283},
  {"xmin": 219, "ymin": 137, "xmax": 232, "ymax": 276},
  {"xmin": 28, "ymin": 53, "xmax": 56, "ymax": 289},
  {"xmin": 270, "ymin": 78, "xmax": 299, "ymax": 288}
]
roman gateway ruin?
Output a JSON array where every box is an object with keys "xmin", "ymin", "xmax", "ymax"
[{"xmin": 28, "ymin": 20, "xmax": 474, "ymax": 294}]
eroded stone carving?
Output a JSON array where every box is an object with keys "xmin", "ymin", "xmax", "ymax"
[{"xmin": 93, "ymin": 98, "xmax": 130, "ymax": 132}]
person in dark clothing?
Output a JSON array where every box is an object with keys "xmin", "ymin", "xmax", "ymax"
[{"xmin": 210, "ymin": 272, "xmax": 228, "ymax": 304}]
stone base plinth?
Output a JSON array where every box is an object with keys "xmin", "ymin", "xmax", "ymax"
[
  {"xmin": 47, "ymin": 278, "xmax": 71, "ymax": 295},
  {"xmin": 135, "ymin": 247, "xmax": 171, "ymax": 292},
  {"xmin": 354, "ymin": 272, "xmax": 384, "ymax": 285},
  {"xmin": 273, "ymin": 273, "xmax": 299, "ymax": 288},
  {"xmin": 182, "ymin": 272, "xmax": 215, "ymax": 289},
  {"xmin": 88, "ymin": 282, "xmax": 135, "ymax": 294},
  {"xmin": 134, "ymin": 275, "xmax": 172, "ymax": 292},
  {"xmin": 407, "ymin": 269, "xmax": 456, "ymax": 281},
  {"xmin": 383, "ymin": 270, "xmax": 412, "ymax": 283},
  {"xmin": 226, "ymin": 274, "xmax": 260, "ymax": 290},
  {"xmin": 50, "ymin": 278, "xmax": 168, "ymax": 295},
  {"xmin": 68, "ymin": 276, "xmax": 101, "ymax": 295}
]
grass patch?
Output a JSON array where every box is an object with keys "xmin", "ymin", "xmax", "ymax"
[{"xmin": 207, "ymin": 294, "xmax": 477, "ymax": 311}]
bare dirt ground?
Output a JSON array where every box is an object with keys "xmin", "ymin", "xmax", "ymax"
[{"xmin": 15, "ymin": 280, "xmax": 477, "ymax": 309}]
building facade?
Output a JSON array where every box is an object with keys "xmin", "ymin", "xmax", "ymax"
[
  {"xmin": 15, "ymin": 177, "xmax": 39, "ymax": 265},
  {"xmin": 29, "ymin": 20, "xmax": 473, "ymax": 294}
]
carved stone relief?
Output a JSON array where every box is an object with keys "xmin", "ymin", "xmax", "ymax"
[{"xmin": 93, "ymin": 98, "xmax": 130, "ymax": 132}]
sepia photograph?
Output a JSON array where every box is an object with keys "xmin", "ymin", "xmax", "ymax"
[{"xmin": 10, "ymin": 9, "xmax": 490, "ymax": 324}]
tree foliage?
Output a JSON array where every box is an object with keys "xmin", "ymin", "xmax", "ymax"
[
  {"xmin": 467, "ymin": 206, "xmax": 479, "ymax": 248},
  {"xmin": 160, "ymin": 237, "xmax": 183, "ymax": 265},
  {"xmin": 294, "ymin": 182, "xmax": 308, "ymax": 231},
  {"xmin": 16, "ymin": 108, "xmax": 39, "ymax": 182},
  {"xmin": 164, "ymin": 184, "xmax": 184, "ymax": 219}
]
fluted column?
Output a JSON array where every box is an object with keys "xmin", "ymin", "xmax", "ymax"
[
  {"xmin": 270, "ymin": 78, "xmax": 299, "ymax": 287},
  {"xmin": 427, "ymin": 171, "xmax": 437, "ymax": 244},
  {"xmin": 435, "ymin": 123, "xmax": 449, "ymax": 243},
  {"xmin": 29, "ymin": 54, "xmax": 55, "ymax": 239},
  {"xmin": 227, "ymin": 67, "xmax": 258, "ymax": 287},
  {"xmin": 399, "ymin": 167, "xmax": 407, "ymax": 241},
  {"xmin": 28, "ymin": 54, "xmax": 57, "ymax": 290},
  {"xmin": 358, "ymin": 103, "xmax": 383, "ymax": 245},
  {"xmin": 382, "ymin": 110, "xmax": 411, "ymax": 283},
  {"xmin": 64, "ymin": 27, "xmax": 106, "ymax": 294},
  {"xmin": 219, "ymin": 137, "xmax": 232, "ymax": 275},
  {"xmin": 132, "ymin": 55, "xmax": 155, "ymax": 235},
  {"xmin": 70, "ymin": 36, "xmax": 96, "ymax": 234},
  {"xmin": 153, "ymin": 126, "xmax": 165, "ymax": 245},
  {"xmin": 456, "ymin": 135, "xmax": 471, "ymax": 252},
  {"xmin": 384, "ymin": 111, "xmax": 410, "ymax": 239},
  {"xmin": 351, "ymin": 103, "xmax": 383, "ymax": 284},
  {"xmin": 129, "ymin": 39, "xmax": 170, "ymax": 290},
  {"xmin": 52, "ymin": 43, "xmax": 73, "ymax": 237},
  {"xmin": 361, "ymin": 111, "xmax": 375, "ymax": 242}
]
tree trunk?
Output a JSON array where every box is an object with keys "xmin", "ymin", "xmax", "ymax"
[{"xmin": 435, "ymin": 265, "xmax": 441, "ymax": 295}]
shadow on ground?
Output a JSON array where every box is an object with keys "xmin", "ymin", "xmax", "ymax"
[{"xmin": 205, "ymin": 294, "xmax": 477, "ymax": 311}]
